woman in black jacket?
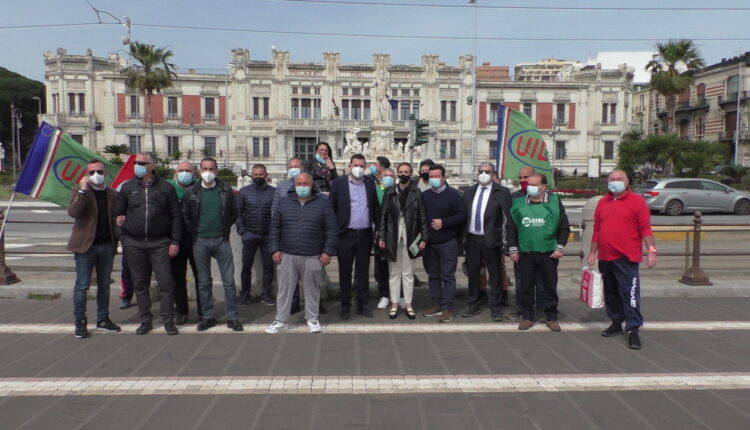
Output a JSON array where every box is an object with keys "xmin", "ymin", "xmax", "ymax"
[
  {"xmin": 377, "ymin": 162, "xmax": 429, "ymax": 319},
  {"xmin": 305, "ymin": 141, "xmax": 338, "ymax": 193}
]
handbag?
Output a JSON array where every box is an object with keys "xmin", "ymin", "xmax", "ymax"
[{"xmin": 580, "ymin": 266, "xmax": 604, "ymax": 309}]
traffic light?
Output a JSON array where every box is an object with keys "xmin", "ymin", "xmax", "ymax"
[{"xmin": 414, "ymin": 119, "xmax": 429, "ymax": 147}]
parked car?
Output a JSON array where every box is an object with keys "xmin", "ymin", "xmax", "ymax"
[{"xmin": 635, "ymin": 178, "xmax": 750, "ymax": 216}]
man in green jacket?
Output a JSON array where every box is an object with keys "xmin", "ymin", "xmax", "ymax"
[{"xmin": 509, "ymin": 173, "xmax": 570, "ymax": 332}]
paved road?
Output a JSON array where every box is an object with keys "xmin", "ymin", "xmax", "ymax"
[{"xmin": 2, "ymin": 296, "xmax": 750, "ymax": 429}]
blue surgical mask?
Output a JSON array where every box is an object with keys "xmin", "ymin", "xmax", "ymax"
[
  {"xmin": 295, "ymin": 186, "xmax": 311, "ymax": 198},
  {"xmin": 315, "ymin": 154, "xmax": 325, "ymax": 164},
  {"xmin": 382, "ymin": 176, "xmax": 395, "ymax": 188},
  {"xmin": 608, "ymin": 181, "xmax": 626, "ymax": 193},
  {"xmin": 177, "ymin": 172, "xmax": 193, "ymax": 185},
  {"xmin": 369, "ymin": 166, "xmax": 377, "ymax": 175},
  {"xmin": 429, "ymin": 178, "xmax": 442, "ymax": 189},
  {"xmin": 134, "ymin": 165, "xmax": 147, "ymax": 178},
  {"xmin": 288, "ymin": 167, "xmax": 300, "ymax": 178},
  {"xmin": 526, "ymin": 185, "xmax": 540, "ymax": 197}
]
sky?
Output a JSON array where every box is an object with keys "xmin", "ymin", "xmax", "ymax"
[{"xmin": 2, "ymin": 0, "xmax": 750, "ymax": 82}]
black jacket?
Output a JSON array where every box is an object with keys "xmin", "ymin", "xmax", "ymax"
[
  {"xmin": 181, "ymin": 179, "xmax": 237, "ymax": 244},
  {"xmin": 236, "ymin": 182, "xmax": 276, "ymax": 236},
  {"xmin": 378, "ymin": 183, "xmax": 430, "ymax": 261},
  {"xmin": 328, "ymin": 175, "xmax": 379, "ymax": 233},
  {"xmin": 269, "ymin": 188, "xmax": 338, "ymax": 257},
  {"xmin": 305, "ymin": 158, "xmax": 338, "ymax": 193},
  {"xmin": 463, "ymin": 182, "xmax": 514, "ymax": 251},
  {"xmin": 115, "ymin": 175, "xmax": 182, "ymax": 244}
]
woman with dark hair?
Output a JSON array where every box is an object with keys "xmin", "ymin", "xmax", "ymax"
[{"xmin": 305, "ymin": 141, "xmax": 338, "ymax": 193}]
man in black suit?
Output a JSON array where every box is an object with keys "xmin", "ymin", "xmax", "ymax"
[
  {"xmin": 461, "ymin": 162, "xmax": 514, "ymax": 321},
  {"xmin": 329, "ymin": 153, "xmax": 379, "ymax": 319}
]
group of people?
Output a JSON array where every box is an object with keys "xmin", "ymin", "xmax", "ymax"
[{"xmin": 68, "ymin": 140, "xmax": 656, "ymax": 350}]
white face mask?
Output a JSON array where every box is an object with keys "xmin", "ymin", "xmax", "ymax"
[
  {"xmin": 201, "ymin": 171, "xmax": 216, "ymax": 184},
  {"xmin": 477, "ymin": 172, "xmax": 491, "ymax": 185},
  {"xmin": 90, "ymin": 173, "xmax": 105, "ymax": 186},
  {"xmin": 350, "ymin": 166, "xmax": 365, "ymax": 179}
]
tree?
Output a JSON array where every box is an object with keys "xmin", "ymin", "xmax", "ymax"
[
  {"xmin": 720, "ymin": 164, "xmax": 750, "ymax": 184},
  {"xmin": 673, "ymin": 140, "xmax": 728, "ymax": 177},
  {"xmin": 103, "ymin": 143, "xmax": 129, "ymax": 165},
  {"xmin": 0, "ymin": 67, "xmax": 45, "ymax": 169},
  {"xmin": 645, "ymin": 39, "xmax": 705, "ymax": 133},
  {"xmin": 123, "ymin": 42, "xmax": 177, "ymax": 154}
]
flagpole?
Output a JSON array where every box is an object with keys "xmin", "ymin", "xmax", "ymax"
[
  {"xmin": 470, "ymin": 0, "xmax": 478, "ymax": 176},
  {"xmin": 0, "ymin": 192, "xmax": 16, "ymax": 240}
]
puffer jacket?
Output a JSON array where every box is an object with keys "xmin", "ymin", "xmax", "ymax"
[
  {"xmin": 378, "ymin": 183, "xmax": 430, "ymax": 261},
  {"xmin": 181, "ymin": 178, "xmax": 237, "ymax": 244},
  {"xmin": 115, "ymin": 175, "xmax": 182, "ymax": 244},
  {"xmin": 269, "ymin": 188, "xmax": 338, "ymax": 257},
  {"xmin": 236, "ymin": 182, "xmax": 276, "ymax": 236}
]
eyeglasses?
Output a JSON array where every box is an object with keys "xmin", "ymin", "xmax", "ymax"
[
  {"xmin": 88, "ymin": 170, "xmax": 104, "ymax": 175},
  {"xmin": 134, "ymin": 161, "xmax": 152, "ymax": 166},
  {"xmin": 478, "ymin": 170, "xmax": 493, "ymax": 174}
]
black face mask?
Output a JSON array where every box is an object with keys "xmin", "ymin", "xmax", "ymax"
[
  {"xmin": 253, "ymin": 177, "xmax": 266, "ymax": 187},
  {"xmin": 398, "ymin": 175, "xmax": 411, "ymax": 184},
  {"xmin": 420, "ymin": 172, "xmax": 429, "ymax": 181}
]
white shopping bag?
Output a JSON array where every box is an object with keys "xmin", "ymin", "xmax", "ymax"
[{"xmin": 580, "ymin": 266, "xmax": 604, "ymax": 309}]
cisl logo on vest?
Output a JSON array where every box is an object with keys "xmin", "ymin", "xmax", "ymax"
[{"xmin": 521, "ymin": 217, "xmax": 546, "ymax": 228}]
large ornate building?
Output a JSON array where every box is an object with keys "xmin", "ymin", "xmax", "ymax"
[{"xmin": 41, "ymin": 48, "xmax": 635, "ymax": 179}]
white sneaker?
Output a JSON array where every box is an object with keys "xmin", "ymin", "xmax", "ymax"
[
  {"xmin": 265, "ymin": 320, "xmax": 288, "ymax": 334},
  {"xmin": 399, "ymin": 298, "xmax": 406, "ymax": 309},
  {"xmin": 377, "ymin": 297, "xmax": 390, "ymax": 309},
  {"xmin": 307, "ymin": 319, "xmax": 322, "ymax": 333}
]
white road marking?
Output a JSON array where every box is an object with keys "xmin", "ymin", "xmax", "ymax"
[
  {"xmin": 1, "ymin": 373, "xmax": 749, "ymax": 396},
  {"xmin": 4, "ymin": 244, "xmax": 34, "ymax": 249},
  {"xmin": 31, "ymin": 210, "xmax": 51, "ymax": 214},
  {"xmin": 1, "ymin": 321, "xmax": 750, "ymax": 334}
]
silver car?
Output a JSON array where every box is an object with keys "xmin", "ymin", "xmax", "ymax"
[{"xmin": 635, "ymin": 178, "xmax": 750, "ymax": 216}]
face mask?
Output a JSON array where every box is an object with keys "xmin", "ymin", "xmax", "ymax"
[
  {"xmin": 369, "ymin": 166, "xmax": 377, "ymax": 176},
  {"xmin": 351, "ymin": 166, "xmax": 365, "ymax": 179},
  {"xmin": 477, "ymin": 172, "xmax": 491, "ymax": 185},
  {"xmin": 201, "ymin": 171, "xmax": 216, "ymax": 184},
  {"xmin": 177, "ymin": 172, "xmax": 193, "ymax": 186},
  {"xmin": 526, "ymin": 185, "xmax": 540, "ymax": 197},
  {"xmin": 315, "ymin": 154, "xmax": 326, "ymax": 164},
  {"xmin": 288, "ymin": 167, "xmax": 300, "ymax": 178},
  {"xmin": 608, "ymin": 181, "xmax": 626, "ymax": 193},
  {"xmin": 134, "ymin": 165, "xmax": 147, "ymax": 179},
  {"xmin": 90, "ymin": 173, "xmax": 105, "ymax": 186},
  {"xmin": 295, "ymin": 186, "xmax": 311, "ymax": 198},
  {"xmin": 382, "ymin": 176, "xmax": 395, "ymax": 188},
  {"xmin": 253, "ymin": 177, "xmax": 266, "ymax": 187},
  {"xmin": 398, "ymin": 174, "xmax": 411, "ymax": 184},
  {"xmin": 519, "ymin": 180, "xmax": 528, "ymax": 192},
  {"xmin": 429, "ymin": 178, "xmax": 442, "ymax": 189},
  {"xmin": 420, "ymin": 172, "xmax": 430, "ymax": 181}
]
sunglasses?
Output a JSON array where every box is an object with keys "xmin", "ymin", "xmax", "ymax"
[
  {"xmin": 134, "ymin": 161, "xmax": 151, "ymax": 166},
  {"xmin": 479, "ymin": 170, "xmax": 493, "ymax": 174},
  {"xmin": 88, "ymin": 170, "xmax": 104, "ymax": 175}
]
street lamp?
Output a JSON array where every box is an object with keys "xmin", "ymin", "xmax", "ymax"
[
  {"xmin": 189, "ymin": 111, "xmax": 197, "ymax": 162},
  {"xmin": 549, "ymin": 119, "xmax": 562, "ymax": 172}
]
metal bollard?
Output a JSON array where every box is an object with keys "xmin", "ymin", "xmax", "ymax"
[
  {"xmin": 679, "ymin": 211, "xmax": 712, "ymax": 286},
  {"xmin": 0, "ymin": 209, "xmax": 20, "ymax": 285}
]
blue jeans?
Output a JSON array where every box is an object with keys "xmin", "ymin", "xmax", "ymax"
[
  {"xmin": 193, "ymin": 237, "xmax": 239, "ymax": 320},
  {"xmin": 73, "ymin": 243, "xmax": 115, "ymax": 321}
]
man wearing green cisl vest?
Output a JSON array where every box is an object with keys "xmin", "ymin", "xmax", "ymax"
[{"xmin": 509, "ymin": 173, "xmax": 570, "ymax": 332}]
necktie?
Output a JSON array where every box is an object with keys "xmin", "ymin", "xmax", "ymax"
[{"xmin": 474, "ymin": 186, "xmax": 486, "ymax": 233}]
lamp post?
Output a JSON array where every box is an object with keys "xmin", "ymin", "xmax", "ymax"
[
  {"xmin": 549, "ymin": 119, "xmax": 562, "ymax": 172},
  {"xmin": 190, "ymin": 111, "xmax": 197, "ymax": 162}
]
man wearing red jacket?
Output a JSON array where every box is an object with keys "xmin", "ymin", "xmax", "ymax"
[{"xmin": 587, "ymin": 169, "xmax": 657, "ymax": 350}]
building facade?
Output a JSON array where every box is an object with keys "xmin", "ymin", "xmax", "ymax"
[{"xmin": 42, "ymin": 48, "xmax": 635, "ymax": 180}]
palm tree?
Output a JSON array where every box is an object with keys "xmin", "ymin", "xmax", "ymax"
[
  {"xmin": 103, "ymin": 144, "xmax": 129, "ymax": 165},
  {"xmin": 123, "ymin": 42, "xmax": 177, "ymax": 154},
  {"xmin": 720, "ymin": 164, "xmax": 750, "ymax": 184},
  {"xmin": 645, "ymin": 39, "xmax": 705, "ymax": 133}
]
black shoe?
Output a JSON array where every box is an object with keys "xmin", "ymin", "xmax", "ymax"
[
  {"xmin": 461, "ymin": 306, "xmax": 482, "ymax": 318},
  {"xmin": 174, "ymin": 314, "xmax": 188, "ymax": 326},
  {"xmin": 478, "ymin": 290, "xmax": 489, "ymax": 305},
  {"xmin": 291, "ymin": 302, "xmax": 301, "ymax": 315},
  {"xmin": 319, "ymin": 303, "xmax": 327, "ymax": 314},
  {"xmin": 75, "ymin": 319, "xmax": 90, "ymax": 339},
  {"xmin": 119, "ymin": 299, "xmax": 133, "ymax": 310},
  {"xmin": 260, "ymin": 296, "xmax": 276, "ymax": 306},
  {"xmin": 340, "ymin": 309, "xmax": 351, "ymax": 320},
  {"xmin": 628, "ymin": 332, "xmax": 642, "ymax": 350},
  {"xmin": 197, "ymin": 318, "xmax": 218, "ymax": 332},
  {"xmin": 96, "ymin": 317, "xmax": 121, "ymax": 332},
  {"xmin": 356, "ymin": 306, "xmax": 374, "ymax": 318},
  {"xmin": 227, "ymin": 320, "xmax": 244, "ymax": 332},
  {"xmin": 491, "ymin": 311, "xmax": 505, "ymax": 322},
  {"xmin": 136, "ymin": 322, "xmax": 153, "ymax": 335},
  {"xmin": 500, "ymin": 290, "xmax": 510, "ymax": 307},
  {"xmin": 164, "ymin": 321, "xmax": 179, "ymax": 335},
  {"xmin": 237, "ymin": 294, "xmax": 252, "ymax": 307},
  {"xmin": 601, "ymin": 322, "xmax": 624, "ymax": 337}
]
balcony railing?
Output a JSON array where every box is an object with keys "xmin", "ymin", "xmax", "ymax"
[{"xmin": 718, "ymin": 91, "xmax": 749, "ymax": 107}]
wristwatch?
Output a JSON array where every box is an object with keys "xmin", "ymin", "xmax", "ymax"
[{"xmin": 647, "ymin": 246, "xmax": 657, "ymax": 254}]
